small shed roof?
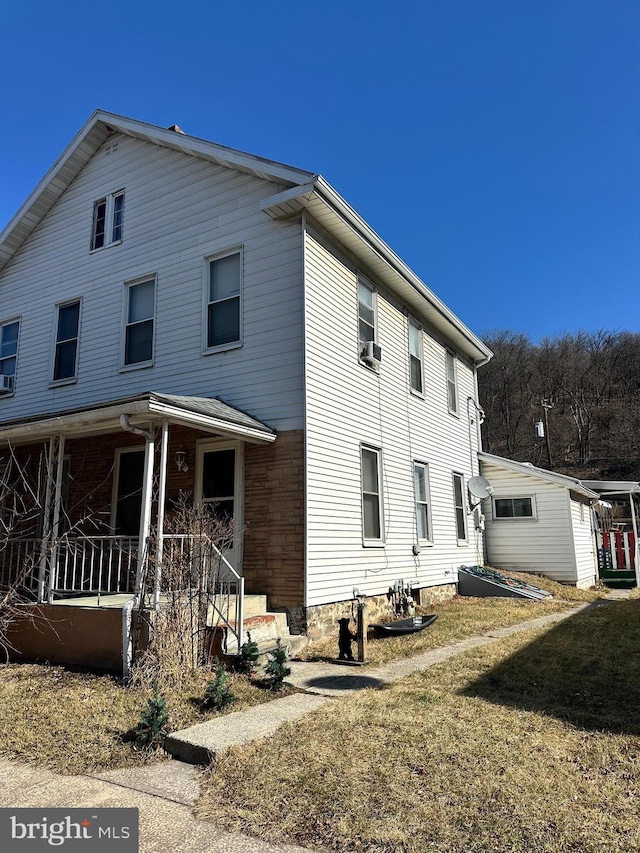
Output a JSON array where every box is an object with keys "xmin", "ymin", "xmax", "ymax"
[{"xmin": 479, "ymin": 453, "xmax": 600, "ymax": 500}]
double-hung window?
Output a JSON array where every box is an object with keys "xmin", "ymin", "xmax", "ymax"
[
  {"xmin": 446, "ymin": 349, "xmax": 459, "ymax": 414},
  {"xmin": 124, "ymin": 277, "xmax": 155, "ymax": 367},
  {"xmin": 361, "ymin": 445, "xmax": 383, "ymax": 543},
  {"xmin": 409, "ymin": 319, "xmax": 424, "ymax": 394},
  {"xmin": 452, "ymin": 472, "xmax": 467, "ymax": 542},
  {"xmin": 0, "ymin": 319, "xmax": 20, "ymax": 394},
  {"xmin": 206, "ymin": 250, "xmax": 241, "ymax": 350},
  {"xmin": 358, "ymin": 279, "xmax": 376, "ymax": 346},
  {"xmin": 52, "ymin": 300, "xmax": 81, "ymax": 382},
  {"xmin": 414, "ymin": 462, "xmax": 432, "ymax": 541},
  {"xmin": 91, "ymin": 190, "xmax": 125, "ymax": 250}
]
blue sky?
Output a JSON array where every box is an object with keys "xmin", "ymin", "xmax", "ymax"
[{"xmin": 1, "ymin": 0, "xmax": 637, "ymax": 343}]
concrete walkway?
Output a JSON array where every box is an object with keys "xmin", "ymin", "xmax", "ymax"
[
  {"xmin": 165, "ymin": 604, "xmax": 592, "ymax": 763},
  {"xmin": 0, "ymin": 599, "xmax": 618, "ymax": 852}
]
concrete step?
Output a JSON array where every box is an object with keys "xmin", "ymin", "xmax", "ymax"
[{"xmin": 225, "ymin": 612, "xmax": 292, "ymax": 654}]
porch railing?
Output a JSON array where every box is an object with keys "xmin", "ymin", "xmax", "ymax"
[{"xmin": 0, "ymin": 533, "xmax": 244, "ymax": 653}]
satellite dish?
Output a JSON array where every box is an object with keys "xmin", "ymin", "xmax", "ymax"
[{"xmin": 468, "ymin": 475, "xmax": 494, "ymax": 500}]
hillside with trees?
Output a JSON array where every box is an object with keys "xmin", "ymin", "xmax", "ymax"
[{"xmin": 477, "ymin": 330, "xmax": 640, "ymax": 482}]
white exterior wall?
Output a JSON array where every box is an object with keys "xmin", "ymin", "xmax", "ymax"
[
  {"xmin": 0, "ymin": 134, "xmax": 305, "ymax": 431},
  {"xmin": 304, "ymin": 229, "xmax": 483, "ymax": 607},
  {"xmin": 569, "ymin": 495, "xmax": 598, "ymax": 587},
  {"xmin": 481, "ymin": 460, "xmax": 585, "ymax": 584}
]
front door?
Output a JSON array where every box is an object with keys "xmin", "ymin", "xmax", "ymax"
[{"xmin": 196, "ymin": 441, "xmax": 244, "ymax": 574}]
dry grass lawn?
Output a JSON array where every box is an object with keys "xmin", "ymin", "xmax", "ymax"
[
  {"xmin": 299, "ymin": 572, "xmax": 605, "ymax": 667},
  {"xmin": 198, "ymin": 600, "xmax": 640, "ymax": 853},
  {"xmin": 0, "ymin": 665, "xmax": 292, "ymax": 774}
]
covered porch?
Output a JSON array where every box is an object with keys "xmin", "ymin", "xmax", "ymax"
[
  {"xmin": 0, "ymin": 392, "xmax": 286, "ymax": 674},
  {"xmin": 585, "ymin": 480, "xmax": 640, "ymax": 588}
]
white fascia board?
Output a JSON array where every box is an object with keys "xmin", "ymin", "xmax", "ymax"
[
  {"xmin": 262, "ymin": 181, "xmax": 492, "ymax": 364},
  {"xmin": 95, "ymin": 111, "xmax": 314, "ymax": 185},
  {"xmin": 145, "ymin": 399, "xmax": 276, "ymax": 444},
  {"xmin": 0, "ymin": 399, "xmax": 276, "ymax": 446},
  {"xmin": 479, "ymin": 452, "xmax": 599, "ymax": 499},
  {"xmin": 314, "ymin": 178, "xmax": 492, "ymax": 365}
]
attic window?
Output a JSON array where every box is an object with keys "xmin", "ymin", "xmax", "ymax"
[{"xmin": 91, "ymin": 190, "xmax": 124, "ymax": 250}]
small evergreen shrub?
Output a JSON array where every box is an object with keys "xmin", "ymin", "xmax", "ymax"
[
  {"xmin": 235, "ymin": 631, "xmax": 260, "ymax": 674},
  {"xmin": 132, "ymin": 690, "xmax": 170, "ymax": 751},
  {"xmin": 265, "ymin": 638, "xmax": 291, "ymax": 691},
  {"xmin": 202, "ymin": 662, "xmax": 235, "ymax": 711}
]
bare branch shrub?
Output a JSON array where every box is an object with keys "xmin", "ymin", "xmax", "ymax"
[{"xmin": 130, "ymin": 493, "xmax": 236, "ymax": 691}]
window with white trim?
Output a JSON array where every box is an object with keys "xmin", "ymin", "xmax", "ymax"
[
  {"xmin": 409, "ymin": 319, "xmax": 424, "ymax": 394},
  {"xmin": 0, "ymin": 319, "xmax": 20, "ymax": 394},
  {"xmin": 446, "ymin": 349, "xmax": 459, "ymax": 414},
  {"xmin": 494, "ymin": 496, "xmax": 535, "ymax": 519},
  {"xmin": 452, "ymin": 472, "xmax": 467, "ymax": 542},
  {"xmin": 52, "ymin": 300, "xmax": 81, "ymax": 382},
  {"xmin": 361, "ymin": 445, "xmax": 383, "ymax": 543},
  {"xmin": 91, "ymin": 190, "xmax": 124, "ymax": 250},
  {"xmin": 358, "ymin": 279, "xmax": 376, "ymax": 346},
  {"xmin": 124, "ymin": 277, "xmax": 155, "ymax": 367},
  {"xmin": 206, "ymin": 250, "xmax": 242, "ymax": 350},
  {"xmin": 414, "ymin": 462, "xmax": 432, "ymax": 541}
]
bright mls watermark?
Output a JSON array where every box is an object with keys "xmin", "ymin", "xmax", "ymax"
[{"xmin": 0, "ymin": 808, "xmax": 138, "ymax": 851}]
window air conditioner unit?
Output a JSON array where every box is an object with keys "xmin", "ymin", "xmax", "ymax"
[
  {"xmin": 0, "ymin": 375, "xmax": 13, "ymax": 394},
  {"xmin": 361, "ymin": 341, "xmax": 382, "ymax": 367}
]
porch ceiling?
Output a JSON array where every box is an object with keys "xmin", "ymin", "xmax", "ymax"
[{"xmin": 0, "ymin": 392, "xmax": 277, "ymax": 446}]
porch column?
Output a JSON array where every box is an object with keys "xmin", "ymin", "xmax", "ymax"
[
  {"xmin": 47, "ymin": 435, "xmax": 65, "ymax": 604},
  {"xmin": 154, "ymin": 420, "xmax": 169, "ymax": 609},
  {"xmin": 37, "ymin": 438, "xmax": 55, "ymax": 603},
  {"xmin": 135, "ymin": 429, "xmax": 155, "ymax": 595}
]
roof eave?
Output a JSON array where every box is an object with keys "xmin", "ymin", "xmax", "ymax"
[{"xmin": 261, "ymin": 180, "xmax": 492, "ymax": 364}]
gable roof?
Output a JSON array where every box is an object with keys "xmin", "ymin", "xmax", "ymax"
[
  {"xmin": 0, "ymin": 110, "xmax": 492, "ymax": 364},
  {"xmin": 479, "ymin": 452, "xmax": 599, "ymax": 500}
]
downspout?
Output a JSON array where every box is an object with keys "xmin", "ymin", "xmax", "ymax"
[{"xmin": 119, "ymin": 414, "xmax": 155, "ymax": 680}]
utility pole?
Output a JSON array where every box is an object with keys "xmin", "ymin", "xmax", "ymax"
[{"xmin": 542, "ymin": 399, "xmax": 553, "ymax": 469}]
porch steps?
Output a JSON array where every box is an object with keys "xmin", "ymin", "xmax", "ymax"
[{"xmin": 213, "ymin": 594, "xmax": 308, "ymax": 658}]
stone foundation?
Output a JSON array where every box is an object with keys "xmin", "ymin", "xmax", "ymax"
[{"xmin": 303, "ymin": 583, "xmax": 458, "ymax": 641}]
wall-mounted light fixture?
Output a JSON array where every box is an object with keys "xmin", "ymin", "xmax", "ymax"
[{"xmin": 175, "ymin": 450, "xmax": 189, "ymax": 472}]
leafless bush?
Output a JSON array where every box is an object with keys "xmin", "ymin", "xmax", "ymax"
[{"xmin": 130, "ymin": 494, "xmax": 236, "ymax": 690}]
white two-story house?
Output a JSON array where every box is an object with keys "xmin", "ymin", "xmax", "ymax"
[{"xmin": 0, "ymin": 111, "xmax": 491, "ymax": 670}]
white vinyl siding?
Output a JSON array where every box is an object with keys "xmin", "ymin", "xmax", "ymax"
[
  {"xmin": 304, "ymin": 229, "xmax": 482, "ymax": 607},
  {"xmin": 480, "ymin": 459, "xmax": 597, "ymax": 586},
  {"xmin": 0, "ymin": 134, "xmax": 304, "ymax": 430}
]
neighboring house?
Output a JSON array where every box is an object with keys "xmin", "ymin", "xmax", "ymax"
[
  {"xmin": 0, "ymin": 111, "xmax": 492, "ymax": 670},
  {"xmin": 479, "ymin": 452, "xmax": 599, "ymax": 588}
]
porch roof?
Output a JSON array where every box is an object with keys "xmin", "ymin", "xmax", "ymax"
[
  {"xmin": 582, "ymin": 480, "xmax": 640, "ymax": 498},
  {"xmin": 0, "ymin": 391, "xmax": 277, "ymax": 445}
]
